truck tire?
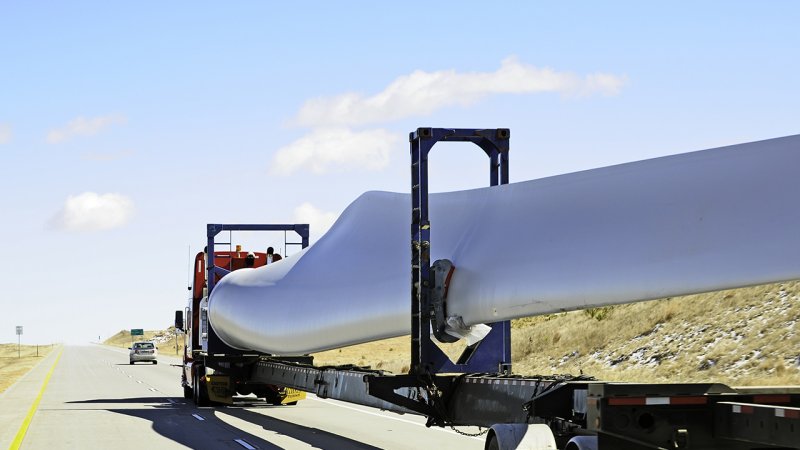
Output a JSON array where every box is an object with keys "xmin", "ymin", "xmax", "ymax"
[
  {"xmin": 153, "ymin": 360, "xmax": 157, "ymax": 365},
  {"xmin": 263, "ymin": 389, "xmax": 283, "ymax": 406},
  {"xmin": 485, "ymin": 433, "xmax": 500, "ymax": 450},
  {"xmin": 193, "ymin": 367, "xmax": 210, "ymax": 407},
  {"xmin": 183, "ymin": 385, "xmax": 192, "ymax": 399}
]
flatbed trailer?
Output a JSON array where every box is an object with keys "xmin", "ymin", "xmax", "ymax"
[
  {"xmin": 178, "ymin": 128, "xmax": 800, "ymax": 449},
  {"xmin": 244, "ymin": 356, "xmax": 800, "ymax": 449}
]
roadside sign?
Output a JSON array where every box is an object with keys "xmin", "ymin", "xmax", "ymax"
[
  {"xmin": 16, "ymin": 326, "xmax": 22, "ymax": 358},
  {"xmin": 131, "ymin": 329, "xmax": 144, "ymax": 336}
]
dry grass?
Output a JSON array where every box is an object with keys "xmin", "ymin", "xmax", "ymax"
[
  {"xmin": 511, "ymin": 281, "xmax": 800, "ymax": 385},
  {"xmin": 103, "ymin": 328, "xmax": 183, "ymax": 357},
  {"xmin": 0, "ymin": 344, "xmax": 56, "ymax": 394},
  {"xmin": 312, "ymin": 336, "xmax": 411, "ymax": 374},
  {"xmin": 311, "ymin": 335, "xmax": 470, "ymax": 374}
]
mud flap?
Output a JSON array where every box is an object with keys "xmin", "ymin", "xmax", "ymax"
[
  {"xmin": 206, "ymin": 375, "xmax": 233, "ymax": 404},
  {"xmin": 280, "ymin": 387, "xmax": 306, "ymax": 404}
]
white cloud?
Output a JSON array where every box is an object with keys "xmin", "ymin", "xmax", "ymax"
[
  {"xmin": 49, "ymin": 192, "xmax": 135, "ymax": 232},
  {"xmin": 271, "ymin": 127, "xmax": 398, "ymax": 175},
  {"xmin": 293, "ymin": 202, "xmax": 338, "ymax": 242},
  {"xmin": 47, "ymin": 114, "xmax": 126, "ymax": 144},
  {"xmin": 0, "ymin": 124, "xmax": 11, "ymax": 144},
  {"xmin": 293, "ymin": 57, "xmax": 627, "ymax": 127}
]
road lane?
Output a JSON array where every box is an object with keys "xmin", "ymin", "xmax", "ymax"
[{"xmin": 7, "ymin": 345, "xmax": 485, "ymax": 449}]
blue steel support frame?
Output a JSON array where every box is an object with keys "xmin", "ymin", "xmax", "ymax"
[
  {"xmin": 206, "ymin": 223, "xmax": 310, "ymax": 294},
  {"xmin": 410, "ymin": 127, "xmax": 511, "ymax": 375}
]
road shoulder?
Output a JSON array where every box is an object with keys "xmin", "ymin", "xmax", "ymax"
[{"xmin": 0, "ymin": 346, "xmax": 62, "ymax": 449}]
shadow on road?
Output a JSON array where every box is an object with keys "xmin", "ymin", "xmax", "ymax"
[
  {"xmin": 216, "ymin": 407, "xmax": 383, "ymax": 449},
  {"xmin": 67, "ymin": 396, "xmax": 174, "ymax": 404},
  {"xmin": 69, "ymin": 397, "xmax": 383, "ymax": 449},
  {"xmin": 107, "ymin": 406, "xmax": 284, "ymax": 449}
]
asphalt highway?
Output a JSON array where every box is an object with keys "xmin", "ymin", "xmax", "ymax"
[{"xmin": 0, "ymin": 345, "xmax": 486, "ymax": 449}]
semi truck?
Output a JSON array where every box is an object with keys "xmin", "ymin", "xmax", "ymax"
[
  {"xmin": 176, "ymin": 224, "xmax": 311, "ymax": 407},
  {"xmin": 176, "ymin": 128, "xmax": 800, "ymax": 449}
]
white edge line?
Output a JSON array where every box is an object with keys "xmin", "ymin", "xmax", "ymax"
[{"xmin": 307, "ymin": 397, "xmax": 483, "ymax": 441}]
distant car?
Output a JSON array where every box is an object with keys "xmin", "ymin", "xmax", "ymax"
[{"xmin": 129, "ymin": 341, "xmax": 158, "ymax": 364}]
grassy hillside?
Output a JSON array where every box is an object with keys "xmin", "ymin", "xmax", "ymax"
[
  {"xmin": 104, "ymin": 328, "xmax": 183, "ymax": 357},
  {"xmin": 0, "ymin": 344, "xmax": 57, "ymax": 394},
  {"xmin": 510, "ymin": 280, "xmax": 800, "ymax": 385}
]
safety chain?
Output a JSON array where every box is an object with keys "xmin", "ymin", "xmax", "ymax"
[
  {"xmin": 449, "ymin": 426, "xmax": 488, "ymax": 437},
  {"xmin": 419, "ymin": 373, "xmax": 491, "ymax": 437}
]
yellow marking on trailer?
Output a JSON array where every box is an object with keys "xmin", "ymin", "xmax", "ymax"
[{"xmin": 281, "ymin": 387, "xmax": 306, "ymax": 404}]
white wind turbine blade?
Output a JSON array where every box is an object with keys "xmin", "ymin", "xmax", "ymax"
[{"xmin": 209, "ymin": 134, "xmax": 800, "ymax": 355}]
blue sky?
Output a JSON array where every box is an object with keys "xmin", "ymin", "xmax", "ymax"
[{"xmin": 1, "ymin": 2, "xmax": 798, "ymax": 344}]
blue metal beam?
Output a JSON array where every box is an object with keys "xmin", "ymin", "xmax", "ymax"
[{"xmin": 409, "ymin": 127, "xmax": 512, "ymax": 375}]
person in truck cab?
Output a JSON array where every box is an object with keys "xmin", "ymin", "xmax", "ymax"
[
  {"xmin": 266, "ymin": 247, "xmax": 282, "ymax": 264},
  {"xmin": 245, "ymin": 252, "xmax": 255, "ymax": 267}
]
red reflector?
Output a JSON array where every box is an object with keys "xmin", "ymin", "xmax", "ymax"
[
  {"xmin": 608, "ymin": 397, "xmax": 646, "ymax": 406},
  {"xmin": 670, "ymin": 396, "xmax": 707, "ymax": 405},
  {"xmin": 753, "ymin": 394, "xmax": 791, "ymax": 404},
  {"xmin": 786, "ymin": 409, "xmax": 800, "ymax": 419}
]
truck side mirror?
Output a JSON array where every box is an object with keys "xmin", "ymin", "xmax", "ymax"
[{"xmin": 175, "ymin": 310, "xmax": 184, "ymax": 331}]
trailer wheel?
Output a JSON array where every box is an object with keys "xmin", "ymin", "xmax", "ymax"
[
  {"xmin": 486, "ymin": 424, "xmax": 556, "ymax": 449},
  {"xmin": 485, "ymin": 432, "xmax": 499, "ymax": 450},
  {"xmin": 564, "ymin": 436, "xmax": 598, "ymax": 450},
  {"xmin": 193, "ymin": 367, "xmax": 210, "ymax": 407},
  {"xmin": 263, "ymin": 388, "xmax": 282, "ymax": 405}
]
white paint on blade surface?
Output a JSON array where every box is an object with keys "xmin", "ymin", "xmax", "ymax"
[{"xmin": 208, "ymin": 135, "xmax": 800, "ymax": 355}]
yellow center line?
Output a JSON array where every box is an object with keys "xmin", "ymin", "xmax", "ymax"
[{"xmin": 9, "ymin": 348, "xmax": 63, "ymax": 450}]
